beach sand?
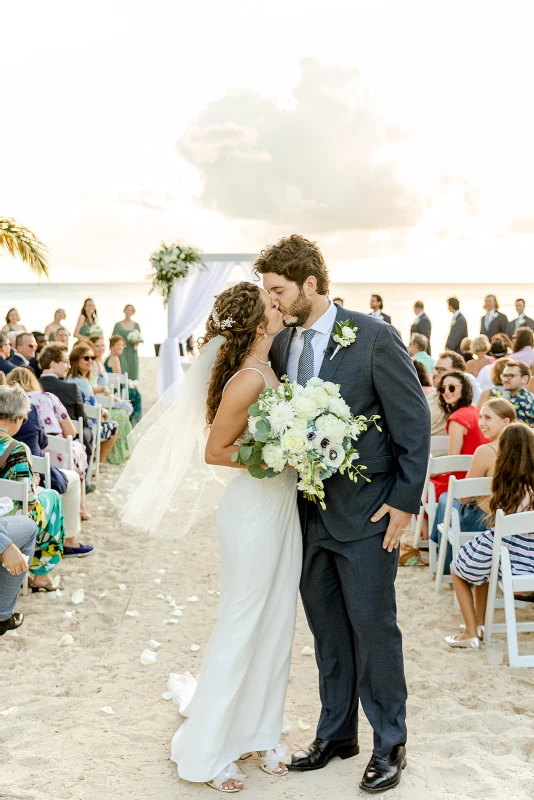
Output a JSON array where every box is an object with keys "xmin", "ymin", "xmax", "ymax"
[{"xmin": 2, "ymin": 357, "xmax": 534, "ymax": 800}]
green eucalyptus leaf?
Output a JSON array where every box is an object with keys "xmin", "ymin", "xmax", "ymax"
[{"xmin": 248, "ymin": 464, "xmax": 267, "ymax": 479}]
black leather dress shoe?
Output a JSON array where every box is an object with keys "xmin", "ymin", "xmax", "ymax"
[
  {"xmin": 359, "ymin": 745, "xmax": 407, "ymax": 793},
  {"xmin": 288, "ymin": 737, "xmax": 359, "ymax": 771}
]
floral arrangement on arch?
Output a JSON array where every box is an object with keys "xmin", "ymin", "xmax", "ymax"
[{"xmin": 148, "ymin": 242, "xmax": 205, "ymax": 307}]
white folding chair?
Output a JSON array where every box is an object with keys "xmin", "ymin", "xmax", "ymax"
[
  {"xmin": 44, "ymin": 434, "xmax": 74, "ymax": 472},
  {"xmin": 83, "ymin": 403, "xmax": 102, "ymax": 481},
  {"xmin": 120, "ymin": 371, "xmax": 129, "ymax": 402},
  {"xmin": 96, "ymin": 394, "xmax": 113, "ymax": 411},
  {"xmin": 412, "ymin": 454, "xmax": 472, "ymax": 571},
  {"xmin": 0, "ymin": 478, "xmax": 30, "ymax": 596},
  {"xmin": 430, "ymin": 435, "xmax": 449, "ymax": 456},
  {"xmin": 32, "ymin": 452, "xmax": 51, "ymax": 490},
  {"xmin": 485, "ymin": 509, "xmax": 534, "ymax": 668},
  {"xmin": 435, "ymin": 475, "xmax": 492, "ymax": 594}
]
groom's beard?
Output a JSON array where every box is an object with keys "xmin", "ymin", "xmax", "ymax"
[{"xmin": 282, "ymin": 289, "xmax": 313, "ymax": 328}]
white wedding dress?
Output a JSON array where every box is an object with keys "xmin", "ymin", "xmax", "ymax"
[{"xmin": 169, "ymin": 369, "xmax": 303, "ymax": 784}]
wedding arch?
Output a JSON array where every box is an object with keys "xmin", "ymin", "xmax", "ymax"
[{"xmin": 157, "ymin": 253, "xmax": 257, "ymax": 395}]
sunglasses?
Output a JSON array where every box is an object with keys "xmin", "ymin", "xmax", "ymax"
[
  {"xmin": 439, "ymin": 384, "xmax": 460, "ymax": 394},
  {"xmin": 82, "ymin": 355, "xmax": 95, "ymax": 361}
]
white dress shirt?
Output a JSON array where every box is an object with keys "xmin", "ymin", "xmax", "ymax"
[
  {"xmin": 370, "ymin": 310, "xmax": 384, "ymax": 319},
  {"xmin": 286, "ymin": 302, "xmax": 338, "ymax": 382}
]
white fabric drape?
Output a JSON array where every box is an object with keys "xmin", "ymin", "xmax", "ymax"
[{"xmin": 157, "ymin": 261, "xmax": 244, "ymax": 396}]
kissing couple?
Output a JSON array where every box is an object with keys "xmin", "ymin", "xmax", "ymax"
[{"xmin": 113, "ymin": 235, "xmax": 430, "ymax": 793}]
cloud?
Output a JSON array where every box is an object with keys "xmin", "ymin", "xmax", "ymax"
[
  {"xmin": 118, "ymin": 190, "xmax": 173, "ymax": 211},
  {"xmin": 178, "ymin": 58, "xmax": 426, "ymax": 233},
  {"xmin": 505, "ymin": 211, "xmax": 534, "ymax": 234},
  {"xmin": 438, "ymin": 175, "xmax": 480, "ymax": 218}
]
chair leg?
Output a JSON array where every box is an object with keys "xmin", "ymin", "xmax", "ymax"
[
  {"xmin": 501, "ymin": 554, "xmax": 520, "ymax": 667},
  {"xmin": 22, "ymin": 574, "xmax": 28, "ymax": 597}
]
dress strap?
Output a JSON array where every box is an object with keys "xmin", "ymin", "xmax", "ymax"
[{"xmin": 223, "ymin": 368, "xmax": 268, "ymax": 394}]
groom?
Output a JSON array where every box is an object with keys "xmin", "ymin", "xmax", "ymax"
[{"xmin": 256, "ymin": 235, "xmax": 430, "ymax": 793}]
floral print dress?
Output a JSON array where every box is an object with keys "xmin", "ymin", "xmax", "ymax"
[
  {"xmin": 0, "ymin": 433, "xmax": 65, "ymax": 575},
  {"xmin": 28, "ymin": 390, "xmax": 88, "ymax": 477}
]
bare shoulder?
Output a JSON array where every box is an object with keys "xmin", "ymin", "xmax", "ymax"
[{"xmin": 221, "ymin": 368, "xmax": 268, "ymax": 405}]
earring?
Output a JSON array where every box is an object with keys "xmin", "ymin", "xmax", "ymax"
[{"xmin": 264, "ymin": 333, "xmax": 267, "ymax": 339}]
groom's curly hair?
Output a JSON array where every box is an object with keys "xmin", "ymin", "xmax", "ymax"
[
  {"xmin": 202, "ymin": 282, "xmax": 268, "ymax": 426},
  {"xmin": 253, "ymin": 234, "xmax": 330, "ymax": 295}
]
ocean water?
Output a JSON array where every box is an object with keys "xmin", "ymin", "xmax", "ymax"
[{"xmin": 2, "ymin": 281, "xmax": 534, "ymax": 357}]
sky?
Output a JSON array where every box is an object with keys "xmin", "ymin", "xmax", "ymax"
[{"xmin": 2, "ymin": 0, "xmax": 534, "ymax": 283}]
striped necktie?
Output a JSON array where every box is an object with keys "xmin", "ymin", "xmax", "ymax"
[{"xmin": 297, "ymin": 329, "xmax": 316, "ymax": 386}]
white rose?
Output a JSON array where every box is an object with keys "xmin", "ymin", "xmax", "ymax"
[
  {"xmin": 248, "ymin": 416, "xmax": 261, "ymax": 435},
  {"xmin": 322, "ymin": 381, "xmax": 340, "ymax": 396},
  {"xmin": 304, "ymin": 386, "xmax": 330, "ymax": 412},
  {"xmin": 306, "ymin": 377, "xmax": 323, "ymax": 387},
  {"xmin": 267, "ymin": 401, "xmax": 295, "ymax": 435},
  {"xmin": 341, "ymin": 326, "xmax": 356, "ymax": 341},
  {"xmin": 281, "ymin": 429, "xmax": 307, "ymax": 456},
  {"xmin": 293, "ymin": 393, "xmax": 320, "ymax": 420},
  {"xmin": 315, "ymin": 413, "xmax": 347, "ymax": 443},
  {"xmin": 262, "ymin": 443, "xmax": 286, "ymax": 473},
  {"xmin": 327, "ymin": 395, "xmax": 351, "ymax": 420},
  {"xmin": 291, "ymin": 416, "xmax": 309, "ymax": 431}
]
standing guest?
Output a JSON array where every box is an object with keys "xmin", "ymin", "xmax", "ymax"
[
  {"xmin": 427, "ymin": 352, "xmax": 467, "ymax": 436},
  {"xmin": 460, "ymin": 338, "xmax": 474, "ymax": 363},
  {"xmin": 0, "ymin": 332, "xmax": 15, "ymax": 375},
  {"xmin": 413, "ymin": 360, "xmax": 434, "ymax": 396},
  {"xmin": 480, "ymin": 294, "xmax": 509, "ymax": 339},
  {"xmin": 408, "ymin": 333, "xmax": 435, "ymax": 373},
  {"xmin": 430, "ymin": 398, "xmax": 517, "ymax": 573},
  {"xmin": 67, "ymin": 343, "xmax": 118, "ymax": 462},
  {"xmin": 500, "ymin": 360, "xmax": 534, "ymax": 427},
  {"xmin": 90, "ymin": 335, "xmax": 133, "ymax": 465},
  {"xmin": 2, "ymin": 308, "xmax": 26, "ymax": 335},
  {"xmin": 410, "ymin": 301, "xmax": 432, "ymax": 354},
  {"xmin": 38, "ymin": 344, "xmax": 93, "ymax": 468},
  {"xmin": 54, "ymin": 327, "xmax": 70, "ymax": 348},
  {"xmin": 9, "ymin": 332, "xmax": 38, "ymax": 372},
  {"xmin": 429, "ymin": 372, "xmax": 490, "ymax": 501},
  {"xmin": 45, "ymin": 309, "xmax": 67, "ymax": 341},
  {"xmin": 332, "ymin": 296, "xmax": 345, "ymax": 306},
  {"xmin": 369, "ymin": 294, "xmax": 391, "ymax": 324},
  {"xmin": 511, "ymin": 327, "xmax": 534, "ymax": 367},
  {"xmin": 74, "ymin": 298, "xmax": 100, "ymax": 342},
  {"xmin": 105, "ymin": 335, "xmax": 142, "ymax": 425},
  {"xmin": 445, "ymin": 423, "xmax": 534, "ymax": 649},
  {"xmin": 0, "ymin": 385, "xmax": 66, "ymax": 592},
  {"xmin": 508, "ymin": 298, "xmax": 534, "ymax": 337},
  {"xmin": 0, "ymin": 516, "xmax": 37, "ymax": 635},
  {"xmin": 112, "ymin": 304, "xmax": 142, "ymax": 381},
  {"xmin": 466, "ymin": 335, "xmax": 492, "ymax": 377},
  {"xmin": 445, "ymin": 297, "xmax": 468, "ymax": 356}
]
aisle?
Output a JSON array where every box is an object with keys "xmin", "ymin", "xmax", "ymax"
[{"xmin": 2, "ymin": 358, "xmax": 534, "ymax": 800}]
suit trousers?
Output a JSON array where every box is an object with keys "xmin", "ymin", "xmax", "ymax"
[{"xmin": 300, "ymin": 504, "xmax": 407, "ymax": 757}]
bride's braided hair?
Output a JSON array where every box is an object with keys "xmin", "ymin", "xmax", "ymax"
[{"xmin": 202, "ymin": 282, "xmax": 267, "ymax": 425}]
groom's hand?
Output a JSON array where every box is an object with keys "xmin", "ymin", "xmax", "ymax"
[{"xmin": 371, "ymin": 504, "xmax": 411, "ymax": 552}]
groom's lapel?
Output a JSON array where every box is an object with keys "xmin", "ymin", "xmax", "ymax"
[
  {"xmin": 280, "ymin": 327, "xmax": 295, "ymax": 378},
  {"xmin": 318, "ymin": 305, "xmax": 350, "ymax": 383}
]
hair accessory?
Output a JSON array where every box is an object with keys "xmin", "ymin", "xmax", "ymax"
[{"xmin": 210, "ymin": 307, "xmax": 235, "ymax": 331}]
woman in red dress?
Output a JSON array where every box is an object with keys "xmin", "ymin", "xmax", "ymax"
[{"xmin": 431, "ymin": 371, "xmax": 490, "ymax": 499}]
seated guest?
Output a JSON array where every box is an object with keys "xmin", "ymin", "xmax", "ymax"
[
  {"xmin": 45, "ymin": 309, "xmax": 67, "ymax": 341},
  {"xmin": 430, "ymin": 398, "xmax": 516, "ymax": 572},
  {"xmin": 2, "ymin": 308, "xmax": 26, "ymax": 335},
  {"xmin": 90, "ymin": 335, "xmax": 133, "ymax": 465},
  {"xmin": 0, "ymin": 385, "xmax": 66, "ymax": 591},
  {"xmin": 477, "ymin": 358, "xmax": 511, "ymax": 405},
  {"xmin": 428, "ymin": 352, "xmax": 480, "ymax": 434},
  {"xmin": 0, "ymin": 332, "xmax": 15, "ymax": 375},
  {"xmin": 67, "ymin": 343, "xmax": 118, "ymax": 463},
  {"xmin": 460, "ymin": 338, "xmax": 474, "ymax": 363},
  {"xmin": 9, "ymin": 332, "xmax": 38, "ymax": 372},
  {"xmin": 445, "ymin": 422, "xmax": 534, "ymax": 648},
  {"xmin": 39, "ymin": 344, "xmax": 93, "ymax": 465},
  {"xmin": 30, "ymin": 331, "xmax": 48, "ymax": 376},
  {"xmin": 0, "ymin": 515, "xmax": 37, "ymax": 635},
  {"xmin": 500, "ymin": 360, "xmax": 534, "ymax": 427},
  {"xmin": 477, "ymin": 337, "xmax": 510, "ymax": 390},
  {"xmin": 105, "ymin": 335, "xmax": 142, "ymax": 425},
  {"xmin": 54, "ymin": 327, "xmax": 71, "ymax": 348},
  {"xmin": 466, "ymin": 335, "xmax": 492, "ymax": 377},
  {"xmin": 430, "ymin": 372, "xmax": 490, "ymax": 501},
  {"xmin": 511, "ymin": 326, "xmax": 534, "ymax": 367},
  {"xmin": 413, "ymin": 360, "xmax": 433, "ymax": 396},
  {"xmin": 409, "ymin": 333, "xmax": 435, "ymax": 373}
]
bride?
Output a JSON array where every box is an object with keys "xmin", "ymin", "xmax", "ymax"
[{"xmin": 114, "ymin": 281, "xmax": 302, "ymax": 793}]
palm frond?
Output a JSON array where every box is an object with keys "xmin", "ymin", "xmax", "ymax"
[{"xmin": 0, "ymin": 217, "xmax": 50, "ymax": 278}]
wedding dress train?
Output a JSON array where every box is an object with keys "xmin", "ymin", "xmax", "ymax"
[{"xmin": 169, "ymin": 466, "xmax": 302, "ymax": 783}]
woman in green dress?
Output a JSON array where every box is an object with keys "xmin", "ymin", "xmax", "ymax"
[
  {"xmin": 0, "ymin": 385, "xmax": 66, "ymax": 591},
  {"xmin": 112, "ymin": 304, "xmax": 142, "ymax": 381},
  {"xmin": 89, "ymin": 335, "xmax": 133, "ymax": 465},
  {"xmin": 105, "ymin": 335, "xmax": 142, "ymax": 426},
  {"xmin": 74, "ymin": 298, "xmax": 102, "ymax": 342}
]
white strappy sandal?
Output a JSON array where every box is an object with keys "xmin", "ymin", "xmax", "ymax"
[
  {"xmin": 206, "ymin": 762, "xmax": 245, "ymax": 793},
  {"xmin": 257, "ymin": 744, "xmax": 290, "ymax": 777}
]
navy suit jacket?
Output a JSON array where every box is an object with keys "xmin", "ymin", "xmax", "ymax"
[{"xmin": 0, "ymin": 356, "xmax": 15, "ymax": 374}]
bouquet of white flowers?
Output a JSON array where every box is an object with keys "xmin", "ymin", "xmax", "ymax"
[
  {"xmin": 127, "ymin": 329, "xmax": 144, "ymax": 345},
  {"xmin": 232, "ymin": 376, "xmax": 381, "ymax": 509},
  {"xmin": 87, "ymin": 324, "xmax": 103, "ymax": 337},
  {"xmin": 149, "ymin": 242, "xmax": 205, "ymax": 307}
]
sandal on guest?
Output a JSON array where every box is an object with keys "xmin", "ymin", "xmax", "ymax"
[
  {"xmin": 29, "ymin": 575, "xmax": 66, "ymax": 593},
  {"xmin": 0, "ymin": 611, "xmax": 24, "ymax": 636},
  {"xmin": 257, "ymin": 745, "xmax": 290, "ymax": 776},
  {"xmin": 206, "ymin": 763, "xmax": 245, "ymax": 793}
]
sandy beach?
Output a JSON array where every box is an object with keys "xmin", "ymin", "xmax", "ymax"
[{"xmin": 2, "ymin": 356, "xmax": 534, "ymax": 800}]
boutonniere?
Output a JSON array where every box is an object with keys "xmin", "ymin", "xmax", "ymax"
[{"xmin": 330, "ymin": 319, "xmax": 358, "ymax": 360}]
